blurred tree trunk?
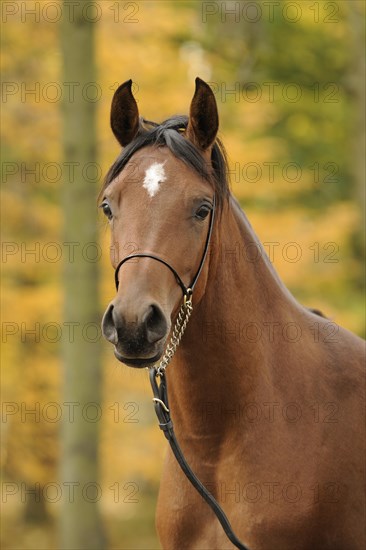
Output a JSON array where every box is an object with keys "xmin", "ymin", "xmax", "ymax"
[
  {"xmin": 23, "ymin": 484, "xmax": 49, "ymax": 524},
  {"xmin": 60, "ymin": 3, "xmax": 106, "ymax": 549}
]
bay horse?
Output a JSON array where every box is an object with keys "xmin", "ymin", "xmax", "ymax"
[{"xmin": 101, "ymin": 78, "xmax": 365, "ymax": 549}]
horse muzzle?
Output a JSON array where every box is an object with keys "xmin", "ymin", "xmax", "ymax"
[{"xmin": 101, "ymin": 301, "xmax": 170, "ymax": 368}]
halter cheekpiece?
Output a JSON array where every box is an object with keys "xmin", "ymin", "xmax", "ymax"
[{"xmin": 114, "ymin": 195, "xmax": 216, "ymax": 299}]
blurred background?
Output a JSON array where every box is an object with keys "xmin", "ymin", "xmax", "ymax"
[{"xmin": 1, "ymin": 1, "xmax": 365, "ymax": 548}]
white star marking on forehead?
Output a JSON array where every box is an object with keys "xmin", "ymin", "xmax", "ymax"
[{"xmin": 142, "ymin": 162, "xmax": 167, "ymax": 198}]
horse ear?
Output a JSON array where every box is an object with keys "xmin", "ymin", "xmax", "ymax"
[
  {"xmin": 110, "ymin": 79, "xmax": 139, "ymax": 147},
  {"xmin": 186, "ymin": 77, "xmax": 219, "ymax": 151}
]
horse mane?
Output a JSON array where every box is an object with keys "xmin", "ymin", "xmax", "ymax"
[{"xmin": 100, "ymin": 115, "xmax": 230, "ymax": 206}]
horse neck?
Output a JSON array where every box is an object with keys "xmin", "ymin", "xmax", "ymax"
[{"xmin": 167, "ymin": 195, "xmax": 302, "ymax": 436}]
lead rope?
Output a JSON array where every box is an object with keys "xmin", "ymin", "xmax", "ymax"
[{"xmin": 149, "ymin": 295, "xmax": 251, "ymax": 550}]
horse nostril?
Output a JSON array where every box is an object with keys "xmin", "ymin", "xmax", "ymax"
[
  {"xmin": 101, "ymin": 303, "xmax": 118, "ymax": 345},
  {"xmin": 143, "ymin": 304, "xmax": 168, "ymax": 344}
]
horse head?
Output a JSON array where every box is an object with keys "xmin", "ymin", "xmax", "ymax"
[{"xmin": 101, "ymin": 78, "xmax": 227, "ymax": 367}]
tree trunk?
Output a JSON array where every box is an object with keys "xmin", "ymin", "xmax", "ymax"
[
  {"xmin": 60, "ymin": 3, "xmax": 106, "ymax": 548},
  {"xmin": 23, "ymin": 484, "xmax": 50, "ymax": 524}
]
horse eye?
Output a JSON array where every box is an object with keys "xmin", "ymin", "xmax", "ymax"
[
  {"xmin": 100, "ymin": 201, "xmax": 112, "ymax": 219},
  {"xmin": 195, "ymin": 205, "xmax": 211, "ymax": 220}
]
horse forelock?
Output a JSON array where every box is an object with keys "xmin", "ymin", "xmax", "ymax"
[{"xmin": 99, "ymin": 115, "xmax": 230, "ymax": 205}]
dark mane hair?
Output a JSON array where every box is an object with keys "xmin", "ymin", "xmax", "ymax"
[{"xmin": 99, "ymin": 115, "xmax": 230, "ymax": 206}]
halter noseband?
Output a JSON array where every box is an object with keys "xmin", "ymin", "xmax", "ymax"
[{"xmin": 114, "ymin": 195, "xmax": 216, "ymax": 299}]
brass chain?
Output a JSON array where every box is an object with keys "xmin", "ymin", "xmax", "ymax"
[{"xmin": 155, "ymin": 297, "xmax": 193, "ymax": 376}]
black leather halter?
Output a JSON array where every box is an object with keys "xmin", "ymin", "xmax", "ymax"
[
  {"xmin": 113, "ymin": 194, "xmax": 250, "ymax": 550},
  {"xmin": 114, "ymin": 196, "xmax": 216, "ymax": 295}
]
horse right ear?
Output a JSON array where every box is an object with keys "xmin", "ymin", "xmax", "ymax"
[
  {"xmin": 186, "ymin": 77, "xmax": 219, "ymax": 151},
  {"xmin": 110, "ymin": 79, "xmax": 139, "ymax": 147}
]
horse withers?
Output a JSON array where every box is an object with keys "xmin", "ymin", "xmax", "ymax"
[{"xmin": 100, "ymin": 78, "xmax": 365, "ymax": 549}]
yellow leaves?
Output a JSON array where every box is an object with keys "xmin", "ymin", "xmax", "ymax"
[
  {"xmin": 286, "ymin": 113, "xmax": 316, "ymax": 141},
  {"xmin": 248, "ymin": 202, "xmax": 362, "ymax": 332},
  {"xmin": 100, "ymin": 361, "xmax": 165, "ymax": 494}
]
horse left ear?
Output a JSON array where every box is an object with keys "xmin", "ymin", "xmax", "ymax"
[
  {"xmin": 110, "ymin": 79, "xmax": 139, "ymax": 147},
  {"xmin": 186, "ymin": 77, "xmax": 219, "ymax": 151}
]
